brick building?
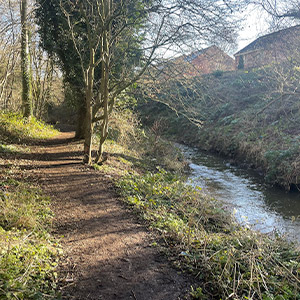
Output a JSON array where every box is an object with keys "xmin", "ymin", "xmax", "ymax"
[
  {"xmin": 162, "ymin": 45, "xmax": 235, "ymax": 78},
  {"xmin": 234, "ymin": 25, "xmax": 300, "ymax": 70}
]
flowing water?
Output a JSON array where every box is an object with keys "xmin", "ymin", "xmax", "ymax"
[{"xmin": 179, "ymin": 145, "xmax": 300, "ymax": 243}]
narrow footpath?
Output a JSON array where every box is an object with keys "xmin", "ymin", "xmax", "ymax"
[{"xmin": 25, "ymin": 132, "xmax": 193, "ymax": 300}]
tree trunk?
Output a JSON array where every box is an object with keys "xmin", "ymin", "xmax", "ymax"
[
  {"xmin": 20, "ymin": 0, "xmax": 32, "ymax": 118},
  {"xmin": 95, "ymin": 62, "xmax": 109, "ymax": 163},
  {"xmin": 83, "ymin": 49, "xmax": 95, "ymax": 164},
  {"xmin": 95, "ymin": 1, "xmax": 111, "ymax": 164},
  {"xmin": 75, "ymin": 102, "xmax": 87, "ymax": 139},
  {"xmin": 95, "ymin": 67, "xmax": 109, "ymax": 163}
]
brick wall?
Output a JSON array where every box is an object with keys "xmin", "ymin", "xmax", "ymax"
[{"xmin": 235, "ymin": 27, "xmax": 300, "ymax": 69}]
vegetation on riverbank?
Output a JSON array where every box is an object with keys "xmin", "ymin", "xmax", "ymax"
[
  {"xmin": 93, "ymin": 107, "xmax": 300, "ymax": 300},
  {"xmin": 138, "ymin": 67, "xmax": 300, "ymax": 190},
  {"xmin": 118, "ymin": 169, "xmax": 300, "ymax": 299},
  {"xmin": 0, "ymin": 115, "xmax": 60, "ymax": 299}
]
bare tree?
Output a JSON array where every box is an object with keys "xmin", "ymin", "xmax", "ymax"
[
  {"xmin": 247, "ymin": 0, "xmax": 300, "ymax": 112},
  {"xmin": 0, "ymin": 0, "xmax": 61, "ymax": 118},
  {"xmin": 0, "ymin": 0, "xmax": 20, "ymax": 110},
  {"xmin": 252, "ymin": 0, "xmax": 300, "ymax": 28},
  {"xmin": 36, "ymin": 0, "xmax": 246, "ymax": 164},
  {"xmin": 31, "ymin": 45, "xmax": 55, "ymax": 119}
]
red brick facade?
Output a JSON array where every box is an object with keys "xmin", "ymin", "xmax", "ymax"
[
  {"xmin": 163, "ymin": 46, "xmax": 235, "ymax": 79},
  {"xmin": 234, "ymin": 26, "xmax": 300, "ymax": 70}
]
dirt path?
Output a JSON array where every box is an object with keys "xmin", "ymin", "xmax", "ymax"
[{"xmin": 25, "ymin": 132, "xmax": 194, "ymax": 300}]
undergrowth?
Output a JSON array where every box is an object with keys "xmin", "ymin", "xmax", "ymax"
[
  {"xmin": 0, "ymin": 168, "xmax": 60, "ymax": 299},
  {"xmin": 0, "ymin": 113, "xmax": 60, "ymax": 299},
  {"xmin": 0, "ymin": 112, "xmax": 58, "ymax": 145},
  {"xmin": 137, "ymin": 66, "xmax": 300, "ymax": 190},
  {"xmin": 117, "ymin": 169, "xmax": 300, "ymax": 300},
  {"xmin": 93, "ymin": 108, "xmax": 186, "ymax": 175}
]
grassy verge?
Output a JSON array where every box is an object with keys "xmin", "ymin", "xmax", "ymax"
[
  {"xmin": 0, "ymin": 113, "xmax": 61, "ymax": 299},
  {"xmin": 117, "ymin": 169, "xmax": 300, "ymax": 300},
  {"xmin": 0, "ymin": 169, "xmax": 61, "ymax": 300},
  {"xmin": 0, "ymin": 112, "xmax": 58, "ymax": 146}
]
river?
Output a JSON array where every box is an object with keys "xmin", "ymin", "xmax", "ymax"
[{"xmin": 179, "ymin": 145, "xmax": 300, "ymax": 243}]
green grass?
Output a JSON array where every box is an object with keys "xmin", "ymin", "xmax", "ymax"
[
  {"xmin": 0, "ymin": 143, "xmax": 28, "ymax": 154},
  {"xmin": 0, "ymin": 112, "xmax": 61, "ymax": 299},
  {"xmin": 117, "ymin": 169, "xmax": 300, "ymax": 300},
  {"xmin": 0, "ymin": 171, "xmax": 60, "ymax": 299},
  {"xmin": 0, "ymin": 112, "xmax": 58, "ymax": 144},
  {"xmin": 0, "ymin": 229, "xmax": 60, "ymax": 300}
]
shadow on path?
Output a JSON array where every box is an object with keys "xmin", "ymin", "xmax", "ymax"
[{"xmin": 25, "ymin": 132, "xmax": 194, "ymax": 300}]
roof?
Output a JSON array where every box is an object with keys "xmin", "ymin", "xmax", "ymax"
[
  {"xmin": 168, "ymin": 45, "xmax": 232, "ymax": 65},
  {"xmin": 234, "ymin": 25, "xmax": 300, "ymax": 56},
  {"xmin": 183, "ymin": 45, "xmax": 220, "ymax": 62}
]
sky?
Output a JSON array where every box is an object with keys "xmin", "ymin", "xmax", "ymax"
[
  {"xmin": 236, "ymin": 5, "xmax": 270, "ymax": 52},
  {"xmin": 158, "ymin": 4, "xmax": 272, "ymax": 59}
]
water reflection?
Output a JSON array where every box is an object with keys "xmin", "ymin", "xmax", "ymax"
[{"xmin": 179, "ymin": 145, "xmax": 300, "ymax": 242}]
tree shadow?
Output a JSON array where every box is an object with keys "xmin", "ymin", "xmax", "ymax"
[
  {"xmin": 108, "ymin": 152, "xmax": 157, "ymax": 172},
  {"xmin": 39, "ymin": 166, "xmax": 195, "ymax": 300},
  {"xmin": 6, "ymin": 133, "xmax": 197, "ymax": 299}
]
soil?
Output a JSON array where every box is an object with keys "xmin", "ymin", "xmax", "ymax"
[{"xmin": 21, "ymin": 132, "xmax": 195, "ymax": 300}]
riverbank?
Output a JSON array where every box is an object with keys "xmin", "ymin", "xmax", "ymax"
[
  {"xmin": 116, "ymin": 156, "xmax": 300, "ymax": 300},
  {"xmin": 138, "ymin": 67, "xmax": 300, "ymax": 190},
  {"xmin": 91, "ymin": 114, "xmax": 300, "ymax": 299},
  {"xmin": 179, "ymin": 144, "xmax": 300, "ymax": 242}
]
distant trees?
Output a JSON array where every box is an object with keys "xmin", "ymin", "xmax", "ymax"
[
  {"xmin": 0, "ymin": 1, "xmax": 21, "ymax": 110},
  {"xmin": 0, "ymin": 0, "xmax": 61, "ymax": 119},
  {"xmin": 20, "ymin": 0, "xmax": 32, "ymax": 118},
  {"xmin": 36, "ymin": 0, "xmax": 246, "ymax": 164}
]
